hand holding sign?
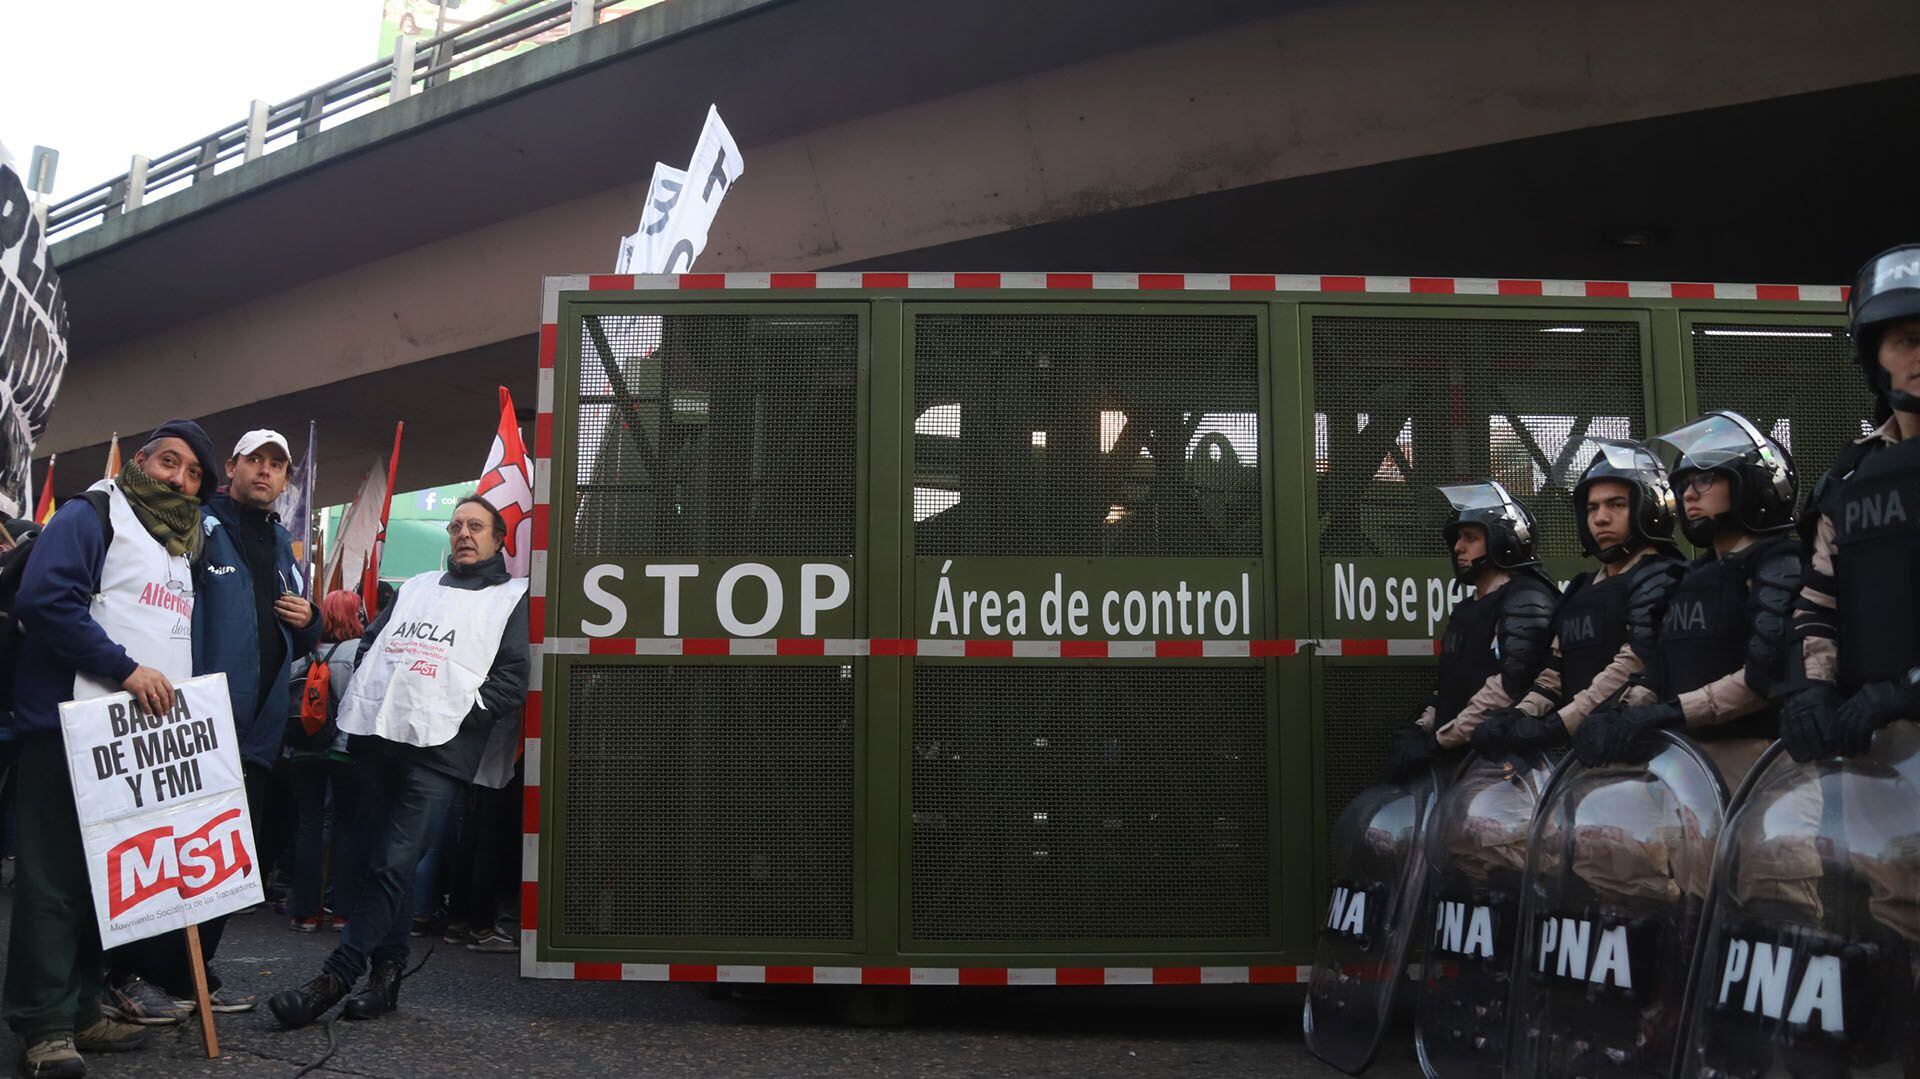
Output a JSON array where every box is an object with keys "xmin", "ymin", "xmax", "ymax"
[{"xmin": 120, "ymin": 664, "xmax": 176, "ymax": 716}]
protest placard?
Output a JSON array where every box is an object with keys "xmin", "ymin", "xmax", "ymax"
[{"xmin": 59, "ymin": 673, "xmax": 263, "ymax": 949}]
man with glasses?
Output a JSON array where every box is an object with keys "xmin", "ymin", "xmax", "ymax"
[
  {"xmin": 102, "ymin": 429, "xmax": 320, "ymax": 1021},
  {"xmin": 270, "ymin": 496, "xmax": 529, "ymax": 1029},
  {"xmin": 5, "ymin": 420, "xmax": 221, "ymax": 1078}
]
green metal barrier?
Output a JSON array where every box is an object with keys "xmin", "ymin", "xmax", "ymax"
[{"xmin": 524, "ymin": 274, "xmax": 1858, "ymax": 983}]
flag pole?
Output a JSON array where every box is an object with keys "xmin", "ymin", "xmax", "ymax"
[
  {"xmin": 303, "ymin": 420, "xmax": 318, "ymax": 596},
  {"xmin": 363, "ymin": 422, "xmax": 403, "ymax": 621}
]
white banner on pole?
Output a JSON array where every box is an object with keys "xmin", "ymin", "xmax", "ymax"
[
  {"xmin": 614, "ymin": 106, "xmax": 744, "ymax": 274},
  {"xmin": 59, "ymin": 673, "xmax": 263, "ymax": 948}
]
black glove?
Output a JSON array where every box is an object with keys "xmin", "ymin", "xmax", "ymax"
[
  {"xmin": 1469, "ymin": 707, "xmax": 1526, "ymax": 756},
  {"xmin": 1573, "ymin": 699, "xmax": 1682, "ymax": 767},
  {"xmin": 1384, "ymin": 723, "xmax": 1438, "ymax": 782},
  {"xmin": 1506, "ymin": 710, "xmax": 1569, "ymax": 755},
  {"xmin": 1831, "ymin": 679, "xmax": 1920, "ymax": 758},
  {"xmin": 1779, "ymin": 683, "xmax": 1845, "ymax": 763}
]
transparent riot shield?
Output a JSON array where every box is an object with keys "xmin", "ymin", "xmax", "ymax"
[
  {"xmin": 1677, "ymin": 721, "xmax": 1920, "ymax": 1078},
  {"xmin": 1306, "ymin": 766, "xmax": 1444, "ymax": 1074},
  {"xmin": 1507, "ymin": 730, "xmax": 1728, "ymax": 1078},
  {"xmin": 1412, "ymin": 750, "xmax": 1560, "ymax": 1079}
]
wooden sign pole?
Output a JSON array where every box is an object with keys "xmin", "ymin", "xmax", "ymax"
[{"xmin": 183, "ymin": 924, "xmax": 219, "ymax": 1058}]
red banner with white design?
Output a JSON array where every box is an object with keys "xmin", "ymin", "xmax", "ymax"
[{"xmin": 477, "ymin": 386, "xmax": 534, "ymax": 578}]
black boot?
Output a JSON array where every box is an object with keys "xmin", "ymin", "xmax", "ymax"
[
  {"xmin": 342, "ymin": 959, "xmax": 403, "ymax": 1020},
  {"xmin": 267, "ymin": 972, "xmax": 349, "ymax": 1029}
]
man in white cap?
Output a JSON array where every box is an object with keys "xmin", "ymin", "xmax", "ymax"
[{"xmin": 103, "ymin": 429, "xmax": 320, "ymax": 1018}]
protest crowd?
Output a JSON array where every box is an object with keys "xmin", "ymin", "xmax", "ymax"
[{"xmin": 0, "ymin": 414, "xmax": 531, "ymax": 1078}]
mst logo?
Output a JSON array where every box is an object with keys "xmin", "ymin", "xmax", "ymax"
[
  {"xmin": 105, "ymin": 807, "xmax": 253, "ymax": 919},
  {"xmin": 408, "ymin": 660, "xmax": 440, "ymax": 677}
]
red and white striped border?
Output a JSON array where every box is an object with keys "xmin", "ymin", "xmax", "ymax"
[
  {"xmin": 540, "ymin": 636, "xmax": 1440, "ymax": 658},
  {"xmin": 513, "ymin": 959, "xmax": 1313, "ymax": 985},
  {"xmin": 539, "ymin": 271, "xmax": 1847, "ymax": 317}
]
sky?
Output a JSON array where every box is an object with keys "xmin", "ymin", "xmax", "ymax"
[{"xmin": 0, "ymin": 1, "xmax": 384, "ymax": 200}]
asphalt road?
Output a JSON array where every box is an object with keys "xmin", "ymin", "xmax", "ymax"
[{"xmin": 0, "ymin": 897, "xmax": 1428, "ymax": 1077}]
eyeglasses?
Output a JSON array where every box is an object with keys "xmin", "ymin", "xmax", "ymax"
[
  {"xmin": 446, "ymin": 519, "xmax": 492, "ymax": 538},
  {"xmin": 1680, "ymin": 472, "xmax": 1721, "ymax": 494}
]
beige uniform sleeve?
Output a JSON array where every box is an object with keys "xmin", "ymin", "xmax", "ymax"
[
  {"xmin": 1434, "ymin": 672, "xmax": 1518, "ymax": 748},
  {"xmin": 1677, "ymin": 670, "xmax": 1770, "ymax": 728},
  {"xmin": 1556, "ymin": 645, "xmax": 1645, "ymax": 734}
]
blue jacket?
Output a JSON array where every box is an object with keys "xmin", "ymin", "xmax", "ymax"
[
  {"xmin": 192, "ymin": 495, "xmax": 320, "ymax": 769},
  {"xmin": 10, "ymin": 496, "xmax": 141, "ymax": 737}
]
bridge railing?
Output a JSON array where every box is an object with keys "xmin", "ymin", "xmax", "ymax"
[{"xmin": 45, "ymin": 0, "xmax": 626, "ymax": 243}]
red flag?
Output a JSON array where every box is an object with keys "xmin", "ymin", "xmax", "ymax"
[
  {"xmin": 362, "ymin": 423, "xmax": 404, "ymax": 620},
  {"xmin": 475, "ymin": 387, "xmax": 534, "ymax": 577},
  {"xmin": 33, "ymin": 454, "xmax": 54, "ymax": 525}
]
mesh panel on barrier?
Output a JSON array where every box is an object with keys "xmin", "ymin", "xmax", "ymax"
[
  {"xmin": 909, "ymin": 665, "xmax": 1269, "ymax": 941},
  {"xmin": 912, "ymin": 312, "xmax": 1262, "ymax": 557},
  {"xmin": 1312, "ymin": 316, "xmax": 1646, "ymax": 559},
  {"xmin": 572, "ymin": 311, "xmax": 859, "ymax": 557},
  {"xmin": 1688, "ymin": 321, "xmax": 1868, "ymax": 508},
  {"xmin": 1319, "ymin": 665, "xmax": 1435, "ymax": 873},
  {"xmin": 560, "ymin": 663, "xmax": 856, "ymax": 940}
]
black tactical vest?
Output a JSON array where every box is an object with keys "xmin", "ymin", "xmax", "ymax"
[
  {"xmin": 1833, "ymin": 436, "xmax": 1920, "ymax": 689},
  {"xmin": 1556, "ymin": 571, "xmax": 1630, "ymax": 696},
  {"xmin": 1648, "ymin": 555, "xmax": 1772, "ymax": 741},
  {"xmin": 1434, "ymin": 591, "xmax": 1501, "ymax": 726}
]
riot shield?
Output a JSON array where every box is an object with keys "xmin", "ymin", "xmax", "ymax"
[
  {"xmin": 1412, "ymin": 749, "xmax": 1560, "ymax": 1079},
  {"xmin": 1677, "ymin": 721, "xmax": 1920, "ymax": 1078},
  {"xmin": 1507, "ymin": 730, "xmax": 1728, "ymax": 1078},
  {"xmin": 1306, "ymin": 767, "xmax": 1443, "ymax": 1074}
]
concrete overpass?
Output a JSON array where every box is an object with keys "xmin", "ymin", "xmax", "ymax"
[{"xmin": 42, "ymin": 0, "xmax": 1920, "ymax": 503}]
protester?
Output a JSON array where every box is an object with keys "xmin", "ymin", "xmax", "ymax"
[
  {"xmin": 104, "ymin": 429, "xmax": 320, "ymax": 1017},
  {"xmin": 444, "ymin": 760, "xmax": 525, "ymax": 953},
  {"xmin": 286, "ymin": 590, "xmax": 366, "ymax": 933},
  {"xmin": 270, "ymin": 496, "xmax": 529, "ymax": 1029},
  {"xmin": 4, "ymin": 420, "xmax": 219, "ymax": 1078}
]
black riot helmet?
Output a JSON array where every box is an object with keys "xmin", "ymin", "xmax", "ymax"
[
  {"xmin": 1439, "ymin": 479, "xmax": 1541, "ymax": 584},
  {"xmin": 1849, "ymin": 244, "xmax": 1920, "ymax": 415},
  {"xmin": 1653, "ymin": 410, "xmax": 1797, "ymax": 546},
  {"xmin": 1571, "ymin": 439, "xmax": 1678, "ymax": 564}
]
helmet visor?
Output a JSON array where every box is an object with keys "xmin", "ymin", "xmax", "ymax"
[
  {"xmin": 1592, "ymin": 439, "xmax": 1662, "ymax": 476},
  {"xmin": 1438, "ymin": 480, "xmax": 1519, "ymax": 516},
  {"xmin": 1438, "ymin": 480, "xmax": 1531, "ymax": 544},
  {"xmin": 1652, "ymin": 413, "xmax": 1760, "ymax": 475}
]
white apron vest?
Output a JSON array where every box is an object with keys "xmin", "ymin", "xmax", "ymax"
[
  {"xmin": 337, "ymin": 570, "xmax": 528, "ymax": 749},
  {"xmin": 72, "ymin": 480, "xmax": 196, "ymax": 701}
]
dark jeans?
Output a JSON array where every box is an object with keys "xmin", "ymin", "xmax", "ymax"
[
  {"xmin": 322, "ymin": 756, "xmax": 462, "ymax": 985},
  {"xmin": 2, "ymin": 735, "xmax": 104, "ymax": 1041},
  {"xmin": 105, "ymin": 764, "xmax": 276, "ymax": 998},
  {"xmin": 289, "ymin": 757, "xmax": 360, "ymax": 919}
]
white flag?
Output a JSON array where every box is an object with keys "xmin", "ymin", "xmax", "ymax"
[
  {"xmin": 613, "ymin": 106, "xmax": 744, "ymax": 273},
  {"xmin": 322, "ymin": 458, "xmax": 388, "ymax": 594}
]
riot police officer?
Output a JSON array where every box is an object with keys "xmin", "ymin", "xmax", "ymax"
[
  {"xmin": 1784, "ymin": 243, "xmax": 1920, "ymax": 760},
  {"xmin": 1472, "ymin": 441, "xmax": 1686, "ymax": 754},
  {"xmin": 1676, "ymin": 246, "xmax": 1920, "ymax": 1078},
  {"xmin": 1384, "ymin": 480, "xmax": 1558, "ymax": 778},
  {"xmin": 1574, "ymin": 411, "xmax": 1801, "ymax": 786}
]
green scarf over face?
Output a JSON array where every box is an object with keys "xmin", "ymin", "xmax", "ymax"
[{"xmin": 117, "ymin": 462, "xmax": 204, "ymax": 561}]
